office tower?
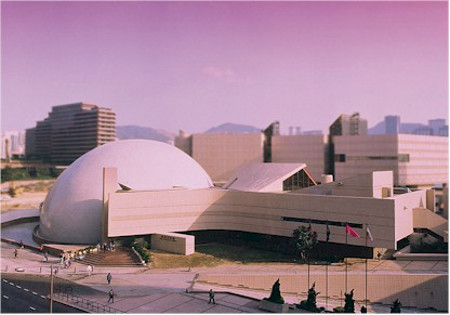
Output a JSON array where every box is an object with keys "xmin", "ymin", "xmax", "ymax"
[
  {"xmin": 428, "ymin": 119, "xmax": 446, "ymax": 134},
  {"xmin": 329, "ymin": 112, "xmax": 368, "ymax": 136},
  {"xmin": 263, "ymin": 121, "xmax": 280, "ymax": 162},
  {"xmin": 333, "ymin": 134, "xmax": 448, "ymax": 186},
  {"xmin": 1, "ymin": 131, "xmax": 25, "ymax": 159},
  {"xmin": 385, "ymin": 115, "xmax": 400, "ymax": 134},
  {"xmin": 25, "ymin": 102, "xmax": 116, "ymax": 165}
]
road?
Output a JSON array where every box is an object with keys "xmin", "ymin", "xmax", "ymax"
[{"xmin": 1, "ymin": 274, "xmax": 85, "ymax": 313}]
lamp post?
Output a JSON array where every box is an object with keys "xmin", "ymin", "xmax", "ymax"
[{"xmin": 50, "ymin": 265, "xmax": 56, "ymax": 313}]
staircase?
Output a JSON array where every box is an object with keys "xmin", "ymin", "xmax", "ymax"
[{"xmin": 77, "ymin": 247, "xmax": 145, "ymax": 267}]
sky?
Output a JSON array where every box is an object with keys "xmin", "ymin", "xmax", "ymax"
[{"xmin": 1, "ymin": 1, "xmax": 448, "ymax": 134}]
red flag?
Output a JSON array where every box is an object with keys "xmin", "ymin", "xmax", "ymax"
[{"xmin": 346, "ymin": 225, "xmax": 360, "ymax": 238}]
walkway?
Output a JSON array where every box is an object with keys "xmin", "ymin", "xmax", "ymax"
[{"xmin": 1, "ymin": 241, "xmax": 446, "ymax": 313}]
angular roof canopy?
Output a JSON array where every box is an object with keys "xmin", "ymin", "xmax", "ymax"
[{"xmin": 224, "ymin": 162, "xmax": 309, "ymax": 192}]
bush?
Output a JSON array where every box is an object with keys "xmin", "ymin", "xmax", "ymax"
[{"xmin": 132, "ymin": 242, "xmax": 150, "ymax": 263}]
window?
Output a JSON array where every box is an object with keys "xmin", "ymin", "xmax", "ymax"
[{"xmin": 334, "ymin": 154, "xmax": 346, "ymax": 162}]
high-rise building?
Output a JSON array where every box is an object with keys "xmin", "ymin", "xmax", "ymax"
[
  {"xmin": 385, "ymin": 115, "xmax": 400, "ymax": 134},
  {"xmin": 1, "ymin": 131, "xmax": 26, "ymax": 159},
  {"xmin": 329, "ymin": 112, "xmax": 368, "ymax": 136},
  {"xmin": 25, "ymin": 102, "xmax": 116, "ymax": 165},
  {"xmin": 428, "ymin": 119, "xmax": 446, "ymax": 135}
]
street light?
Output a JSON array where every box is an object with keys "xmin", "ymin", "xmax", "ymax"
[{"xmin": 49, "ymin": 264, "xmax": 57, "ymax": 313}]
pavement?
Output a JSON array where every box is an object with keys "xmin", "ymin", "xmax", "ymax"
[{"xmin": 1, "ymin": 240, "xmax": 447, "ymax": 313}]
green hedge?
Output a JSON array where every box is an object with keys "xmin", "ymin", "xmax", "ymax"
[
  {"xmin": 1, "ymin": 167, "xmax": 64, "ymax": 181},
  {"xmin": 132, "ymin": 242, "xmax": 150, "ymax": 263}
]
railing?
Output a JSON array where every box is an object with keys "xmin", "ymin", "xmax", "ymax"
[{"xmin": 54, "ymin": 287, "xmax": 125, "ymax": 313}]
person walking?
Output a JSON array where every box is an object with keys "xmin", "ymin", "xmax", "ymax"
[
  {"xmin": 208, "ymin": 289, "xmax": 215, "ymax": 304},
  {"xmin": 108, "ymin": 289, "xmax": 115, "ymax": 303},
  {"xmin": 107, "ymin": 273, "xmax": 112, "ymax": 285},
  {"xmin": 14, "ymin": 249, "xmax": 18, "ymax": 259},
  {"xmin": 44, "ymin": 251, "xmax": 48, "ymax": 262}
]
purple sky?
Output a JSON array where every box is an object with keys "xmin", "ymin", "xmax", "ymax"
[{"xmin": 1, "ymin": 1, "xmax": 448, "ymax": 134}]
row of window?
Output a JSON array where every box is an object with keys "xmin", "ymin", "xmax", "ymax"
[
  {"xmin": 335, "ymin": 154, "xmax": 410, "ymax": 163},
  {"xmin": 282, "ymin": 217, "xmax": 363, "ymax": 229}
]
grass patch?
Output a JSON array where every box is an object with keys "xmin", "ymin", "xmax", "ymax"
[
  {"xmin": 196, "ymin": 243, "xmax": 293, "ymax": 263},
  {"xmin": 149, "ymin": 243, "xmax": 294, "ymax": 269}
]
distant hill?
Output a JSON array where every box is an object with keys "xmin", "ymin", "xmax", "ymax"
[
  {"xmin": 205, "ymin": 123, "xmax": 261, "ymax": 134},
  {"xmin": 116, "ymin": 125, "xmax": 175, "ymax": 143},
  {"xmin": 369, "ymin": 121, "xmax": 427, "ymax": 135}
]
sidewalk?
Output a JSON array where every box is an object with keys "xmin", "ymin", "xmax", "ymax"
[{"xmin": 1, "ymin": 241, "xmax": 446, "ymax": 313}]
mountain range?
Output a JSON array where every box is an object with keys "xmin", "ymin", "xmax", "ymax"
[{"xmin": 116, "ymin": 123, "xmax": 261, "ymax": 143}]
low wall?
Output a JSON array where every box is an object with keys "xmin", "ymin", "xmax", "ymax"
[
  {"xmin": 197, "ymin": 273, "xmax": 448, "ymax": 311},
  {"xmin": 151, "ymin": 232, "xmax": 195, "ymax": 255}
]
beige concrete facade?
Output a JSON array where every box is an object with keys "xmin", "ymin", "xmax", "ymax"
[
  {"xmin": 189, "ymin": 133, "xmax": 264, "ymax": 183},
  {"xmin": 197, "ymin": 273, "xmax": 447, "ymax": 311},
  {"xmin": 150, "ymin": 232, "xmax": 195, "ymax": 255},
  {"xmin": 300, "ymin": 171, "xmax": 394, "ymax": 198},
  {"xmin": 271, "ymin": 135, "xmax": 328, "ymax": 181},
  {"xmin": 104, "ymin": 169, "xmax": 438, "ymax": 250},
  {"xmin": 333, "ymin": 134, "xmax": 448, "ymax": 186}
]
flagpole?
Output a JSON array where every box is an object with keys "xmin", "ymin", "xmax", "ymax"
[
  {"xmin": 326, "ymin": 222, "xmax": 330, "ymax": 310},
  {"xmin": 307, "ymin": 256, "xmax": 310, "ymax": 290},
  {"xmin": 345, "ymin": 223, "xmax": 348, "ymax": 294},
  {"xmin": 326, "ymin": 243, "xmax": 328, "ymax": 310},
  {"xmin": 365, "ymin": 223, "xmax": 368, "ymax": 309}
]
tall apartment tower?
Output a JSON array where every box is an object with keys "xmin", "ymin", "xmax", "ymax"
[
  {"xmin": 25, "ymin": 103, "xmax": 116, "ymax": 165},
  {"xmin": 385, "ymin": 115, "xmax": 400, "ymax": 134}
]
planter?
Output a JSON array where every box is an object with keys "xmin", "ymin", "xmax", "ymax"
[{"xmin": 258, "ymin": 299, "xmax": 289, "ymax": 313}]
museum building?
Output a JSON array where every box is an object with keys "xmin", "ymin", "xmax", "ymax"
[{"xmin": 34, "ymin": 140, "xmax": 447, "ymax": 256}]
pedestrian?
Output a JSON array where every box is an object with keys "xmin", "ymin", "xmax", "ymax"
[
  {"xmin": 19, "ymin": 240, "xmax": 24, "ymax": 249},
  {"xmin": 377, "ymin": 251, "xmax": 382, "ymax": 261},
  {"xmin": 14, "ymin": 249, "xmax": 18, "ymax": 259},
  {"xmin": 87, "ymin": 265, "xmax": 93, "ymax": 276},
  {"xmin": 44, "ymin": 251, "xmax": 48, "ymax": 262},
  {"xmin": 107, "ymin": 272, "xmax": 112, "ymax": 285},
  {"xmin": 103, "ymin": 243, "xmax": 107, "ymax": 253},
  {"xmin": 108, "ymin": 289, "xmax": 115, "ymax": 303},
  {"xmin": 208, "ymin": 289, "xmax": 215, "ymax": 304}
]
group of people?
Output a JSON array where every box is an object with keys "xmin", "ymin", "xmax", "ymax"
[
  {"xmin": 60, "ymin": 252, "xmax": 72, "ymax": 268},
  {"xmin": 98, "ymin": 241, "xmax": 116, "ymax": 253}
]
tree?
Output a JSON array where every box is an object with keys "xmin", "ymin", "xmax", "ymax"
[{"xmin": 291, "ymin": 226, "xmax": 318, "ymax": 261}]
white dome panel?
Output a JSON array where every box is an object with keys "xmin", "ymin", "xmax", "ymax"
[{"xmin": 37, "ymin": 140, "xmax": 212, "ymax": 244}]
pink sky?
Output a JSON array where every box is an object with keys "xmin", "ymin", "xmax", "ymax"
[{"xmin": 1, "ymin": 1, "xmax": 448, "ymax": 134}]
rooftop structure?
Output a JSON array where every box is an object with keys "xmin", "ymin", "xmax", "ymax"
[{"xmin": 25, "ymin": 102, "xmax": 116, "ymax": 165}]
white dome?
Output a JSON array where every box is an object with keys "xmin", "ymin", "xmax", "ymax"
[{"xmin": 36, "ymin": 140, "xmax": 212, "ymax": 244}]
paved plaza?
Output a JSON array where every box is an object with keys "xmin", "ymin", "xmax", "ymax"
[{"xmin": 1, "ymin": 241, "xmax": 447, "ymax": 313}]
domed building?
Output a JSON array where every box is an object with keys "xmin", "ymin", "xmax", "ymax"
[
  {"xmin": 35, "ymin": 140, "xmax": 213, "ymax": 244},
  {"xmin": 34, "ymin": 139, "xmax": 436, "ymax": 262}
]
